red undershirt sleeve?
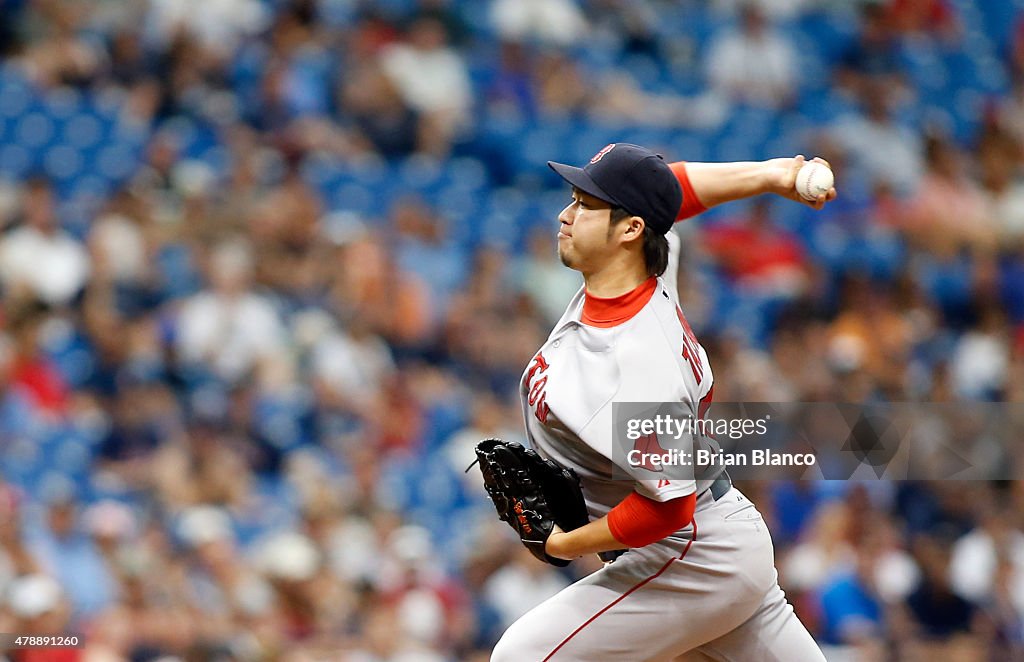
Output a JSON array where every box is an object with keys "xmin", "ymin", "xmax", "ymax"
[
  {"xmin": 669, "ymin": 161, "xmax": 707, "ymax": 221},
  {"xmin": 607, "ymin": 491, "xmax": 696, "ymax": 549}
]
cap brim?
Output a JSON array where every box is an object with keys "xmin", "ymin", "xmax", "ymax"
[{"xmin": 547, "ymin": 161, "xmax": 622, "ymax": 208}]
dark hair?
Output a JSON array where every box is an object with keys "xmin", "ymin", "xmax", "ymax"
[{"xmin": 609, "ymin": 207, "xmax": 669, "ymax": 277}]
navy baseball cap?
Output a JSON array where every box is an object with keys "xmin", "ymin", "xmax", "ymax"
[{"xmin": 548, "ymin": 143, "xmax": 682, "ymax": 235}]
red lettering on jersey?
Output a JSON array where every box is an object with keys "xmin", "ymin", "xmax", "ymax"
[
  {"xmin": 658, "ymin": 479, "xmax": 672, "ymax": 488},
  {"xmin": 525, "ymin": 353, "xmax": 549, "ymax": 387},
  {"xmin": 698, "ymin": 385, "xmax": 714, "ymax": 420},
  {"xmin": 529, "ymin": 376, "xmax": 547, "ymax": 406},
  {"xmin": 534, "ymin": 393, "xmax": 549, "ymax": 424},
  {"xmin": 675, "ymin": 306, "xmax": 704, "ymax": 385},
  {"xmin": 526, "ymin": 353, "xmax": 551, "ymax": 424}
]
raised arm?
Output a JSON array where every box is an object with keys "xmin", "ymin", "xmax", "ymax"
[{"xmin": 670, "ymin": 156, "xmax": 837, "ymax": 220}]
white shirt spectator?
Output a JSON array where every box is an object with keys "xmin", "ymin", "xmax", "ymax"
[
  {"xmin": 484, "ymin": 556, "xmax": 570, "ymax": 628},
  {"xmin": 712, "ymin": 0, "xmax": 811, "ymax": 22},
  {"xmin": 704, "ymin": 9, "xmax": 798, "ymax": 108},
  {"xmin": 89, "ymin": 213, "xmax": 146, "ymax": 284},
  {"xmin": 380, "ymin": 22, "xmax": 472, "ymax": 117},
  {"xmin": 312, "ymin": 327, "xmax": 396, "ymax": 410},
  {"xmin": 177, "ymin": 291, "xmax": 286, "ymax": 382},
  {"xmin": 989, "ymin": 181, "xmax": 1024, "ymax": 240},
  {"xmin": 950, "ymin": 328, "xmax": 1008, "ymax": 400},
  {"xmin": 176, "ymin": 240, "xmax": 286, "ymax": 382},
  {"xmin": 491, "ymin": 0, "xmax": 588, "ymax": 47},
  {"xmin": 832, "ymin": 113, "xmax": 924, "ymax": 195},
  {"xmin": 0, "ymin": 225, "xmax": 90, "ymax": 306},
  {"xmin": 145, "ymin": 0, "xmax": 268, "ymax": 55},
  {"xmin": 950, "ymin": 526, "xmax": 1024, "ymax": 619}
]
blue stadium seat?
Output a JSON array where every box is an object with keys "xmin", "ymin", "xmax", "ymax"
[
  {"xmin": 15, "ymin": 111, "xmax": 56, "ymax": 149},
  {"xmin": 398, "ymin": 154, "xmax": 445, "ymax": 195},
  {"xmin": 46, "ymin": 87, "xmax": 82, "ymax": 121},
  {"xmin": 44, "ymin": 144, "xmax": 84, "ymax": 183},
  {"xmin": 53, "ymin": 438, "xmax": 90, "ymax": 474},
  {"xmin": 0, "ymin": 78, "xmax": 32, "ymax": 120},
  {"xmin": 0, "ymin": 143, "xmax": 33, "ymax": 177},
  {"xmin": 63, "ymin": 112, "xmax": 104, "ymax": 149},
  {"xmin": 97, "ymin": 143, "xmax": 141, "ymax": 184}
]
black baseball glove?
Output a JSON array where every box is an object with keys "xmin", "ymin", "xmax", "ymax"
[{"xmin": 473, "ymin": 438, "xmax": 589, "ymax": 566}]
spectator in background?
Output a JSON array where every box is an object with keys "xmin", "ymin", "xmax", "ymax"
[
  {"xmin": 442, "ymin": 392, "xmax": 521, "ymax": 492},
  {"xmin": 0, "ymin": 485, "xmax": 39, "ymax": 589},
  {"xmin": 337, "ymin": 25, "xmax": 420, "ymax": 158},
  {"xmin": 701, "ymin": 198, "xmax": 809, "ymax": 297},
  {"xmin": 782, "ymin": 501, "xmax": 856, "ymax": 599},
  {"xmin": 2, "ymin": 574, "xmax": 79, "ymax": 662},
  {"xmin": 380, "ymin": 17, "xmax": 472, "ymax": 156},
  {"xmin": 144, "ymin": 0, "xmax": 268, "ymax": 59},
  {"xmin": 306, "ymin": 308, "xmax": 396, "ymax": 419},
  {"xmin": 827, "ymin": 274, "xmax": 913, "ymax": 391},
  {"xmin": 483, "ymin": 546, "xmax": 570, "ymax": 631},
  {"xmin": 82, "ymin": 500, "xmax": 136, "ymax": 582},
  {"xmin": 711, "ymin": 0, "xmax": 810, "ymax": 22},
  {"xmin": 0, "ymin": 179, "xmax": 90, "ymax": 307},
  {"xmin": 904, "ymin": 534, "xmax": 979, "ymax": 642},
  {"xmin": 949, "ymin": 303, "xmax": 1010, "ymax": 400},
  {"xmin": 998, "ymin": 73, "xmax": 1024, "ymax": 153},
  {"xmin": 977, "ymin": 131, "xmax": 1024, "ymax": 244},
  {"xmin": 27, "ymin": 495, "xmax": 116, "ymax": 621},
  {"xmin": 950, "ymin": 500, "xmax": 1024, "ymax": 623},
  {"xmin": 704, "ymin": 2, "xmax": 798, "ymax": 109},
  {"xmin": 837, "ymin": 3, "xmax": 906, "ymax": 98},
  {"xmin": 87, "ymin": 204, "xmax": 149, "ymax": 297},
  {"xmin": 326, "ymin": 229, "xmax": 435, "ymax": 351},
  {"xmin": 903, "ymin": 135, "xmax": 995, "ymax": 256},
  {"xmin": 589, "ymin": 70, "xmax": 701, "ymax": 128},
  {"xmin": 490, "ymin": 0, "xmax": 588, "ymax": 47},
  {"xmin": 370, "ymin": 525, "xmax": 475, "ymax": 654},
  {"xmin": 391, "ymin": 196, "xmax": 467, "ymax": 312},
  {"xmin": 16, "ymin": 0, "xmax": 103, "ymax": 89},
  {"xmin": 6, "ymin": 302, "xmax": 68, "ymax": 417},
  {"xmin": 534, "ymin": 51, "xmax": 589, "ymax": 119},
  {"xmin": 818, "ymin": 541, "xmax": 886, "ymax": 646},
  {"xmin": 517, "ymin": 227, "xmax": 582, "ymax": 324},
  {"xmin": 988, "ymin": 551, "xmax": 1024, "ymax": 650},
  {"xmin": 0, "ymin": 0, "xmax": 22, "ymax": 58},
  {"xmin": 175, "ymin": 238, "xmax": 286, "ymax": 384},
  {"xmin": 885, "ymin": 0, "xmax": 960, "ymax": 43},
  {"xmin": 483, "ymin": 42, "xmax": 538, "ymax": 119},
  {"xmin": 832, "ymin": 77, "xmax": 924, "ymax": 195}
]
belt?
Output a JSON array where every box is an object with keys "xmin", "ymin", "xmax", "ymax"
[
  {"xmin": 598, "ymin": 471, "xmax": 732, "ymax": 563},
  {"xmin": 707, "ymin": 470, "xmax": 732, "ymax": 501}
]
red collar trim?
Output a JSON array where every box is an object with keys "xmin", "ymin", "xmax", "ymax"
[{"xmin": 581, "ymin": 277, "xmax": 657, "ymax": 328}]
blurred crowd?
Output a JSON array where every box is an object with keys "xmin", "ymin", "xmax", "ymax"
[{"xmin": 1, "ymin": 0, "xmax": 1024, "ymax": 659}]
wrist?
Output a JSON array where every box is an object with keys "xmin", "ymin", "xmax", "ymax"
[
  {"xmin": 760, "ymin": 161, "xmax": 786, "ymax": 196},
  {"xmin": 546, "ymin": 530, "xmax": 573, "ymax": 560}
]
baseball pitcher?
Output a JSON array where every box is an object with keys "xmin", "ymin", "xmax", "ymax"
[{"xmin": 479, "ymin": 144, "xmax": 836, "ymax": 661}]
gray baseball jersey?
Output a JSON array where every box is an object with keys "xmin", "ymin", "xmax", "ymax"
[{"xmin": 494, "ymin": 231, "xmax": 826, "ymax": 661}]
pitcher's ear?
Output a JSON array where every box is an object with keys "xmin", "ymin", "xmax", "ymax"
[{"xmin": 624, "ymin": 216, "xmax": 645, "ymax": 238}]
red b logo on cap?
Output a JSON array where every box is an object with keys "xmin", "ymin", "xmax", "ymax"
[{"xmin": 590, "ymin": 143, "xmax": 615, "ymax": 164}]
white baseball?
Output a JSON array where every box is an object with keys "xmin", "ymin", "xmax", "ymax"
[{"xmin": 795, "ymin": 161, "xmax": 834, "ymax": 201}]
